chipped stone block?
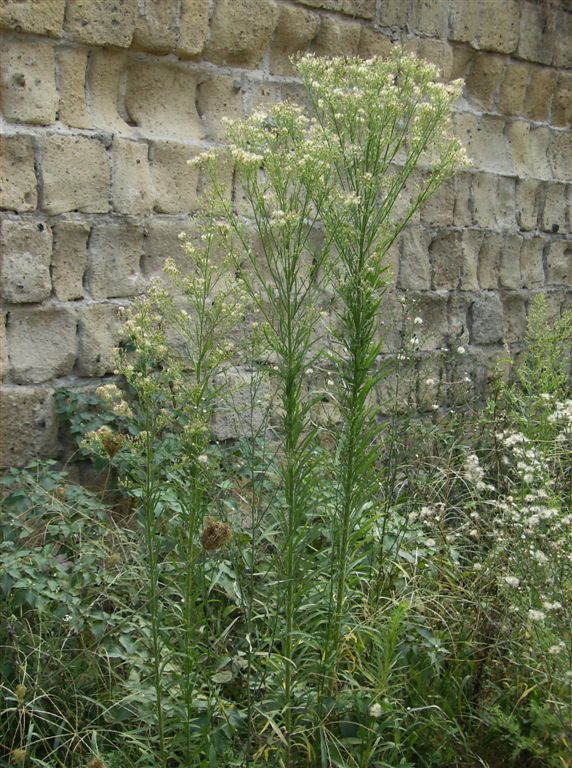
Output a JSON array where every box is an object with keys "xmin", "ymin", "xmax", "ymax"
[
  {"xmin": 472, "ymin": 174, "xmax": 516, "ymax": 230},
  {"xmin": 524, "ymin": 67, "xmax": 556, "ymax": 123},
  {"xmin": 111, "ymin": 137, "xmax": 154, "ymax": 214},
  {"xmin": 518, "ymin": 1, "xmax": 556, "ymax": 65},
  {"xmin": 541, "ymin": 183, "xmax": 568, "ymax": 234},
  {"xmin": 516, "ymin": 180, "xmax": 540, "ymax": 231},
  {"xmin": 430, "ymin": 231, "xmax": 480, "ymax": 291},
  {"xmin": 205, "ymin": 0, "xmax": 279, "ymax": 67},
  {"xmin": 125, "ymin": 61, "xmax": 204, "ymax": 140},
  {"xmin": 519, "ymin": 236, "xmax": 545, "ymax": 289},
  {"xmin": 420, "ymin": 177, "xmax": 456, "ymax": 227},
  {"xmin": 150, "ymin": 142, "xmax": 200, "ymax": 214},
  {"xmin": 477, "ymin": 232, "xmax": 502, "ymax": 290},
  {"xmin": 40, "ymin": 135, "xmax": 109, "ymax": 215},
  {"xmin": 0, "ymin": 135, "xmax": 37, "ymax": 213},
  {"xmin": 51, "ymin": 221, "xmax": 89, "ymax": 301},
  {"xmin": 178, "ymin": 0, "xmax": 209, "ymax": 58},
  {"xmin": 197, "ymin": 76, "xmax": 243, "ymax": 140},
  {"xmin": 57, "ymin": 48, "xmax": 90, "ymax": 129},
  {"xmin": 87, "ymin": 221, "xmax": 145, "ymax": 299},
  {"xmin": 311, "ymin": 16, "xmax": 361, "ymax": 57},
  {"xmin": 465, "ymin": 54, "xmax": 505, "ymax": 112},
  {"xmin": 1, "ymin": 41, "xmax": 57, "ymax": 125},
  {"xmin": 454, "ymin": 113, "xmax": 513, "ymax": 176},
  {"xmin": 0, "ymin": 0, "xmax": 65, "ymax": 37},
  {"xmin": 270, "ymin": 5, "xmax": 319, "ymax": 76},
  {"xmin": 507, "ymin": 122, "xmax": 552, "ymax": 181},
  {"xmin": 552, "ymin": 71, "xmax": 572, "ymax": 128},
  {"xmin": 0, "ymin": 219, "xmax": 52, "ymax": 303},
  {"xmin": 7, "ymin": 307, "xmax": 76, "ymax": 384},
  {"xmin": 546, "ymin": 240, "xmax": 572, "ymax": 285},
  {"xmin": 399, "ymin": 227, "xmax": 431, "ymax": 290},
  {"xmin": 133, "ymin": 0, "xmax": 178, "ymax": 53},
  {"xmin": 478, "ymin": 0, "xmax": 519, "ymax": 54},
  {"xmin": 77, "ymin": 303, "xmax": 124, "ymax": 377},
  {"xmin": 470, "ymin": 294, "xmax": 504, "ymax": 345},
  {"xmin": 498, "ymin": 61, "xmax": 529, "ymax": 117},
  {"xmin": 503, "ymin": 293, "xmax": 527, "ymax": 344},
  {"xmin": 547, "ymin": 131, "xmax": 572, "ymax": 182},
  {"xmin": 0, "ymin": 386, "xmax": 59, "ymax": 467},
  {"xmin": 65, "ymin": 0, "xmax": 137, "ymax": 47},
  {"xmin": 87, "ymin": 49, "xmax": 131, "ymax": 134},
  {"xmin": 500, "ymin": 234, "xmax": 523, "ymax": 289}
]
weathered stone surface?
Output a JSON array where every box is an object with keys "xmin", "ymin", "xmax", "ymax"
[
  {"xmin": 524, "ymin": 67, "xmax": 556, "ymax": 123},
  {"xmin": 519, "ymin": 237, "xmax": 545, "ymax": 289},
  {"xmin": 150, "ymin": 142, "xmax": 200, "ymax": 214},
  {"xmin": 478, "ymin": 0, "xmax": 519, "ymax": 54},
  {"xmin": 0, "ymin": 386, "xmax": 59, "ymax": 467},
  {"xmin": 449, "ymin": 0, "xmax": 478, "ymax": 43},
  {"xmin": 1, "ymin": 41, "xmax": 57, "ymax": 125},
  {"xmin": 197, "ymin": 76, "xmax": 243, "ymax": 140},
  {"xmin": 358, "ymin": 28, "xmax": 394, "ymax": 59},
  {"xmin": 133, "ymin": 0, "xmax": 178, "ymax": 53},
  {"xmin": 547, "ymin": 131, "xmax": 572, "ymax": 182},
  {"xmin": 40, "ymin": 136, "xmax": 110, "ymax": 215},
  {"xmin": 111, "ymin": 137, "xmax": 154, "ymax": 215},
  {"xmin": 342, "ymin": 0, "xmax": 375, "ymax": 18},
  {"xmin": 0, "ymin": 219, "xmax": 52, "ymax": 303},
  {"xmin": 498, "ymin": 61, "xmax": 529, "ymax": 117},
  {"xmin": 87, "ymin": 50, "xmax": 131, "ymax": 133},
  {"xmin": 125, "ymin": 62, "xmax": 204, "ymax": 140},
  {"xmin": 77, "ymin": 303, "xmax": 123, "ymax": 377},
  {"xmin": 553, "ymin": 8, "xmax": 572, "ymax": 68},
  {"xmin": 205, "ymin": 0, "xmax": 279, "ymax": 67},
  {"xmin": 270, "ymin": 5, "xmax": 320, "ymax": 76},
  {"xmin": 518, "ymin": 1, "xmax": 556, "ymax": 65},
  {"xmin": 465, "ymin": 54, "xmax": 505, "ymax": 111},
  {"xmin": 57, "ymin": 48, "xmax": 90, "ymax": 129},
  {"xmin": 399, "ymin": 228, "xmax": 431, "ymax": 290},
  {"xmin": 500, "ymin": 234, "xmax": 523, "ymax": 289},
  {"xmin": 546, "ymin": 240, "xmax": 572, "ymax": 286},
  {"xmin": 87, "ymin": 222, "xmax": 145, "ymax": 299},
  {"xmin": 410, "ymin": 0, "xmax": 448, "ymax": 38},
  {"xmin": 477, "ymin": 232, "xmax": 502, "ymax": 290},
  {"xmin": 503, "ymin": 293, "xmax": 527, "ymax": 344},
  {"xmin": 516, "ymin": 180, "xmax": 540, "ymax": 231},
  {"xmin": 0, "ymin": 136, "xmax": 37, "ymax": 213},
  {"xmin": 416, "ymin": 39, "xmax": 454, "ymax": 81},
  {"xmin": 0, "ymin": 0, "xmax": 65, "ymax": 37},
  {"xmin": 541, "ymin": 183, "xmax": 568, "ymax": 234},
  {"xmin": 378, "ymin": 0, "xmax": 410, "ymax": 27},
  {"xmin": 430, "ymin": 231, "xmax": 481, "ymax": 291},
  {"xmin": 311, "ymin": 15, "xmax": 361, "ymax": 57},
  {"xmin": 472, "ymin": 174, "xmax": 516, "ymax": 230},
  {"xmin": 470, "ymin": 294, "xmax": 504, "ymax": 345},
  {"xmin": 552, "ymin": 72, "xmax": 572, "ymax": 128},
  {"xmin": 51, "ymin": 221, "xmax": 89, "ymax": 301},
  {"xmin": 420, "ymin": 177, "xmax": 456, "ymax": 227},
  {"xmin": 411, "ymin": 293, "xmax": 449, "ymax": 351},
  {"xmin": 65, "ymin": 0, "xmax": 137, "ymax": 47},
  {"xmin": 141, "ymin": 217, "xmax": 195, "ymax": 278},
  {"xmin": 178, "ymin": 0, "xmax": 210, "ymax": 58},
  {"xmin": 454, "ymin": 114, "xmax": 513, "ymax": 176},
  {"xmin": 7, "ymin": 306, "xmax": 76, "ymax": 384},
  {"xmin": 506, "ymin": 122, "xmax": 552, "ymax": 181}
]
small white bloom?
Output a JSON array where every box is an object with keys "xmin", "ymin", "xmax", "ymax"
[
  {"xmin": 504, "ymin": 576, "xmax": 520, "ymax": 588},
  {"xmin": 197, "ymin": 454, "xmax": 209, "ymax": 464},
  {"xmin": 369, "ymin": 702, "xmax": 382, "ymax": 718},
  {"xmin": 413, "ymin": 316, "xmax": 423, "ymax": 326},
  {"xmin": 457, "ymin": 346, "xmax": 466, "ymax": 355},
  {"xmin": 527, "ymin": 609, "xmax": 546, "ymax": 622}
]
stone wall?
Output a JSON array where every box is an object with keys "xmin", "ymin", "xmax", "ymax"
[{"xmin": 0, "ymin": 0, "xmax": 571, "ymax": 468}]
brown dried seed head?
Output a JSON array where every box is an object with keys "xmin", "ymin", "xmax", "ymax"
[
  {"xmin": 86, "ymin": 758, "xmax": 106, "ymax": 768},
  {"xmin": 201, "ymin": 517, "xmax": 232, "ymax": 551},
  {"xmin": 12, "ymin": 748, "xmax": 27, "ymax": 766},
  {"xmin": 101, "ymin": 431, "xmax": 125, "ymax": 457}
]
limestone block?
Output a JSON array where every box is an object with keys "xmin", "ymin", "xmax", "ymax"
[
  {"xmin": 449, "ymin": 0, "xmax": 478, "ymax": 44},
  {"xmin": 552, "ymin": 72, "xmax": 572, "ymax": 128},
  {"xmin": 430, "ymin": 231, "xmax": 480, "ymax": 291},
  {"xmin": 51, "ymin": 221, "xmax": 89, "ymax": 301},
  {"xmin": 205, "ymin": 0, "xmax": 279, "ymax": 67},
  {"xmin": 87, "ymin": 221, "xmax": 145, "ymax": 299},
  {"xmin": 477, "ymin": 232, "xmax": 502, "ymax": 290},
  {"xmin": 516, "ymin": 179, "xmax": 539, "ymax": 231},
  {"xmin": 524, "ymin": 67, "xmax": 556, "ymax": 123},
  {"xmin": 499, "ymin": 234, "xmax": 523, "ymax": 289},
  {"xmin": 111, "ymin": 137, "xmax": 154, "ymax": 215},
  {"xmin": 546, "ymin": 240, "xmax": 572, "ymax": 286},
  {"xmin": 503, "ymin": 293, "xmax": 527, "ymax": 344},
  {"xmin": 378, "ymin": 0, "xmax": 410, "ymax": 27},
  {"xmin": 40, "ymin": 136, "xmax": 110, "ymax": 215},
  {"xmin": 270, "ymin": 5, "xmax": 320, "ymax": 76},
  {"xmin": 518, "ymin": 1, "xmax": 556, "ymax": 65},
  {"xmin": 178, "ymin": 0, "xmax": 210, "ymax": 58},
  {"xmin": 477, "ymin": 0, "xmax": 519, "ymax": 54},
  {"xmin": 142, "ymin": 218, "xmax": 195, "ymax": 277},
  {"xmin": 125, "ymin": 62, "xmax": 204, "ymax": 140},
  {"xmin": 497, "ymin": 61, "xmax": 529, "ymax": 117},
  {"xmin": 0, "ymin": 310, "xmax": 7, "ymax": 381},
  {"xmin": 450, "ymin": 45, "xmax": 475, "ymax": 81},
  {"xmin": 553, "ymin": 9, "xmax": 572, "ymax": 68},
  {"xmin": 87, "ymin": 50, "xmax": 131, "ymax": 134},
  {"xmin": 245, "ymin": 81, "xmax": 283, "ymax": 116},
  {"xmin": 541, "ymin": 183, "xmax": 568, "ymax": 234},
  {"xmin": 57, "ymin": 48, "xmax": 90, "ymax": 129},
  {"xmin": 77, "ymin": 303, "xmax": 123, "ymax": 377},
  {"xmin": 410, "ymin": 0, "xmax": 448, "ymax": 38},
  {"xmin": 465, "ymin": 54, "xmax": 505, "ymax": 111},
  {"xmin": 410, "ymin": 293, "xmax": 448, "ymax": 351},
  {"xmin": 547, "ymin": 132, "xmax": 572, "ymax": 182},
  {"xmin": 452, "ymin": 173, "xmax": 473, "ymax": 227},
  {"xmin": 470, "ymin": 294, "xmax": 504, "ymax": 345},
  {"xmin": 448, "ymin": 294, "xmax": 471, "ymax": 346},
  {"xmin": 7, "ymin": 306, "xmax": 76, "ymax": 384},
  {"xmin": 65, "ymin": 0, "xmax": 137, "ymax": 48},
  {"xmin": 416, "ymin": 39, "xmax": 454, "ymax": 81},
  {"xmin": 0, "ymin": 0, "xmax": 65, "ymax": 37},
  {"xmin": 197, "ymin": 76, "xmax": 243, "ymax": 140},
  {"xmin": 0, "ymin": 135, "xmax": 37, "ymax": 212},
  {"xmin": 420, "ymin": 177, "xmax": 456, "ymax": 227},
  {"xmin": 133, "ymin": 0, "xmax": 178, "ymax": 53},
  {"xmin": 399, "ymin": 228, "xmax": 431, "ymax": 290},
  {"xmin": 0, "ymin": 386, "xmax": 59, "ymax": 468},
  {"xmin": 342, "ymin": 0, "xmax": 375, "ymax": 18},
  {"xmin": 0, "ymin": 219, "xmax": 52, "ymax": 303},
  {"xmin": 473, "ymin": 174, "xmax": 516, "ymax": 230},
  {"xmin": 311, "ymin": 16, "xmax": 361, "ymax": 57},
  {"xmin": 454, "ymin": 113, "xmax": 513, "ymax": 176},
  {"xmin": 150, "ymin": 142, "xmax": 200, "ymax": 214},
  {"xmin": 0, "ymin": 41, "xmax": 57, "ymax": 125},
  {"xmin": 358, "ymin": 28, "xmax": 394, "ymax": 60},
  {"xmin": 506, "ymin": 122, "xmax": 552, "ymax": 181},
  {"xmin": 519, "ymin": 237, "xmax": 545, "ymax": 289}
]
